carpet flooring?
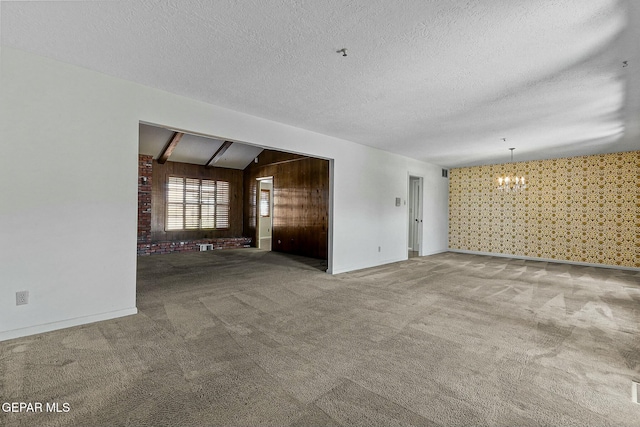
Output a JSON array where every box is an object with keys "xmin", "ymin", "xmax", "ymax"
[{"xmin": 1, "ymin": 249, "xmax": 640, "ymax": 426}]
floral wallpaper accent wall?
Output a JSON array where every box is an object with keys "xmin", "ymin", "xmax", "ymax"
[{"xmin": 449, "ymin": 151, "xmax": 639, "ymax": 268}]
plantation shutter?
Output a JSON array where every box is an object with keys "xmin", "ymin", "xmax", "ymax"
[
  {"xmin": 201, "ymin": 179, "xmax": 216, "ymax": 229},
  {"xmin": 216, "ymin": 181, "xmax": 230, "ymax": 229},
  {"xmin": 166, "ymin": 176, "xmax": 230, "ymax": 230},
  {"xmin": 167, "ymin": 176, "xmax": 185, "ymax": 230},
  {"xmin": 184, "ymin": 178, "xmax": 200, "ymax": 229}
]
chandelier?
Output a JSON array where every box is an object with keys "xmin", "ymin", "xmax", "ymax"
[{"xmin": 497, "ymin": 148, "xmax": 526, "ymax": 192}]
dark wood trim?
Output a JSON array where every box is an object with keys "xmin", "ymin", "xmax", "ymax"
[
  {"xmin": 157, "ymin": 132, "xmax": 184, "ymax": 164},
  {"xmin": 206, "ymin": 141, "xmax": 233, "ymax": 167}
]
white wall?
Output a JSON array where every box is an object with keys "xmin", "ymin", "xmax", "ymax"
[{"xmin": 0, "ymin": 47, "xmax": 448, "ymax": 341}]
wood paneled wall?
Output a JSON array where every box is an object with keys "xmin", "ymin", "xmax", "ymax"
[
  {"xmin": 243, "ymin": 150, "xmax": 329, "ymax": 260},
  {"xmin": 151, "ymin": 160, "xmax": 243, "ymax": 242}
]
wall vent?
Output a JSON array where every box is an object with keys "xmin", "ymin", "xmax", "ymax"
[{"xmin": 442, "ymin": 169, "xmax": 448, "ymax": 178}]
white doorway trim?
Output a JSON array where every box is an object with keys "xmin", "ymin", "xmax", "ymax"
[
  {"xmin": 327, "ymin": 159, "xmax": 335, "ymax": 274},
  {"xmin": 256, "ymin": 176, "xmax": 273, "ymax": 250}
]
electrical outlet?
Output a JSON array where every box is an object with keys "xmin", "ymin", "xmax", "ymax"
[{"xmin": 16, "ymin": 291, "xmax": 29, "ymax": 306}]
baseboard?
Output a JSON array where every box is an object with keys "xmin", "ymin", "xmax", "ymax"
[
  {"xmin": 331, "ymin": 256, "xmax": 407, "ymax": 275},
  {"xmin": 448, "ymin": 249, "xmax": 640, "ymax": 272},
  {"xmin": 330, "ymin": 249, "xmax": 449, "ymax": 274},
  {"xmin": 0, "ymin": 307, "xmax": 138, "ymax": 342},
  {"xmin": 420, "ymin": 249, "xmax": 448, "ymax": 257}
]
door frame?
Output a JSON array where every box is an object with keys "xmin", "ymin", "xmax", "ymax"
[
  {"xmin": 407, "ymin": 174, "xmax": 424, "ymax": 255},
  {"xmin": 256, "ymin": 176, "xmax": 273, "ymax": 250}
]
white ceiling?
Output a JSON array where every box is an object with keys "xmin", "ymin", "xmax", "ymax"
[
  {"xmin": 139, "ymin": 124, "xmax": 263, "ymax": 169},
  {"xmin": 2, "ymin": 0, "xmax": 639, "ymax": 167}
]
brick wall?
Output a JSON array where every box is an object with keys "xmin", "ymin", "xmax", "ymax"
[
  {"xmin": 138, "ymin": 154, "xmax": 153, "ymax": 244},
  {"xmin": 137, "ymin": 154, "xmax": 251, "ymax": 256},
  {"xmin": 137, "ymin": 237, "xmax": 252, "ymax": 256}
]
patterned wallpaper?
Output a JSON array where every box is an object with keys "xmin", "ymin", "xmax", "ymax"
[{"xmin": 449, "ymin": 151, "xmax": 639, "ymax": 268}]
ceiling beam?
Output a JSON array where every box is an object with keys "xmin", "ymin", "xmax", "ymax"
[
  {"xmin": 206, "ymin": 141, "xmax": 234, "ymax": 167},
  {"xmin": 157, "ymin": 132, "xmax": 184, "ymax": 164}
]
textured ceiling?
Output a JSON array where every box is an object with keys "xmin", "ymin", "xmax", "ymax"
[{"xmin": 2, "ymin": 0, "xmax": 639, "ymax": 167}]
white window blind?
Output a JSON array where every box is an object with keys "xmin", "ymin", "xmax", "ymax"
[
  {"xmin": 260, "ymin": 189, "xmax": 270, "ymax": 217},
  {"xmin": 215, "ymin": 181, "xmax": 230, "ymax": 229},
  {"xmin": 166, "ymin": 176, "xmax": 230, "ymax": 230}
]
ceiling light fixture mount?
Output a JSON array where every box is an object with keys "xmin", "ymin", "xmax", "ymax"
[{"xmin": 337, "ymin": 48, "xmax": 347, "ymax": 57}]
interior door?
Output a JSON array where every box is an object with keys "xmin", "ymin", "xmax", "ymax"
[{"xmin": 408, "ymin": 176, "xmax": 422, "ymax": 253}]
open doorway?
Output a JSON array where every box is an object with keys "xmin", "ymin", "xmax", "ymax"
[
  {"xmin": 137, "ymin": 122, "xmax": 331, "ymax": 273},
  {"xmin": 408, "ymin": 175, "xmax": 423, "ymax": 258},
  {"xmin": 257, "ymin": 177, "xmax": 273, "ymax": 250}
]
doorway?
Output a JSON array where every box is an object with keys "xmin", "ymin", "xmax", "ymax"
[
  {"xmin": 408, "ymin": 175, "xmax": 423, "ymax": 258},
  {"xmin": 257, "ymin": 177, "xmax": 273, "ymax": 250}
]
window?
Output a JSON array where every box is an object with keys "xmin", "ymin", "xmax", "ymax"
[
  {"xmin": 260, "ymin": 189, "xmax": 270, "ymax": 217},
  {"xmin": 167, "ymin": 176, "xmax": 230, "ymax": 230}
]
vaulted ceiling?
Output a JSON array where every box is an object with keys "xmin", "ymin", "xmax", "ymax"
[
  {"xmin": 2, "ymin": 0, "xmax": 638, "ymax": 167},
  {"xmin": 139, "ymin": 123, "xmax": 264, "ymax": 170}
]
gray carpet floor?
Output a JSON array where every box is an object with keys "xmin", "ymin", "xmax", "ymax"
[{"xmin": 2, "ymin": 249, "xmax": 640, "ymax": 426}]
